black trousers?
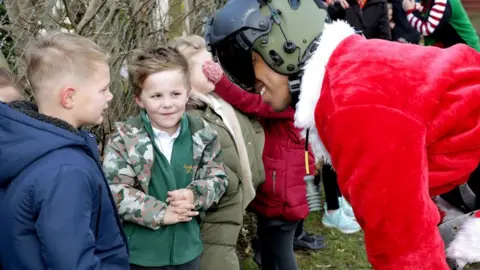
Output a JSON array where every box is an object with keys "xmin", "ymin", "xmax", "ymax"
[
  {"xmin": 440, "ymin": 164, "xmax": 480, "ymax": 212},
  {"xmin": 130, "ymin": 256, "xmax": 200, "ymax": 270},
  {"xmin": 257, "ymin": 214, "xmax": 299, "ymax": 270},
  {"xmin": 320, "ymin": 165, "xmax": 341, "ymax": 210}
]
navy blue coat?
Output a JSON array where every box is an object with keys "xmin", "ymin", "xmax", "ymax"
[{"xmin": 0, "ymin": 101, "xmax": 129, "ymax": 270}]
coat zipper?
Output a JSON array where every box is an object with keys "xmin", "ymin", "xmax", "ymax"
[
  {"xmin": 272, "ymin": 171, "xmax": 277, "ymax": 196},
  {"xmin": 95, "ymin": 184, "xmax": 102, "ymax": 239}
]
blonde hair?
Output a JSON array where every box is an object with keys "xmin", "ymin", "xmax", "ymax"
[
  {"xmin": 0, "ymin": 68, "xmax": 20, "ymax": 91},
  {"xmin": 128, "ymin": 46, "xmax": 190, "ymax": 97},
  {"xmin": 168, "ymin": 35, "xmax": 206, "ymax": 59},
  {"xmin": 169, "ymin": 36, "xmax": 215, "ymax": 111},
  {"xmin": 25, "ymin": 32, "xmax": 109, "ymax": 95}
]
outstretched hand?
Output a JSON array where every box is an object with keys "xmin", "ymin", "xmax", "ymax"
[
  {"xmin": 202, "ymin": 61, "xmax": 223, "ymax": 84},
  {"xmin": 402, "ymin": 0, "xmax": 416, "ymax": 11}
]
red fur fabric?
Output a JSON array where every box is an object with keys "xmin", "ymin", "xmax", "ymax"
[{"xmin": 314, "ymin": 35, "xmax": 480, "ymax": 269}]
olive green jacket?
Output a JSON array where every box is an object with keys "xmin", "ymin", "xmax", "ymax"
[{"xmin": 187, "ymin": 103, "xmax": 265, "ymax": 270}]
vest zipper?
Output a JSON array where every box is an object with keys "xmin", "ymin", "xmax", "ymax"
[
  {"xmin": 95, "ymin": 184, "xmax": 102, "ymax": 239},
  {"xmin": 272, "ymin": 171, "xmax": 277, "ymax": 196}
]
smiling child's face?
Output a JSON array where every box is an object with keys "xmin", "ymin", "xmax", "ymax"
[{"xmin": 135, "ymin": 68, "xmax": 190, "ymax": 135}]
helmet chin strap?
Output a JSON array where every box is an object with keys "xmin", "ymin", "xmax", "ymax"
[
  {"xmin": 290, "ymin": 27, "xmax": 335, "ymax": 173},
  {"xmin": 288, "ymin": 32, "xmax": 321, "ymax": 175},
  {"xmin": 288, "ymin": 75, "xmax": 301, "ymax": 109},
  {"xmin": 288, "ymin": 28, "xmax": 322, "ymax": 109},
  {"xmin": 288, "ymin": 73, "xmax": 311, "ymax": 177}
]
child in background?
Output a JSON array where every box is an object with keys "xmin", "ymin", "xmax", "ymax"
[
  {"xmin": 320, "ymin": 164, "xmax": 361, "ymax": 234},
  {"xmin": 402, "ymin": 0, "xmax": 480, "ymax": 50},
  {"xmin": 325, "ymin": 0, "xmax": 364, "ymax": 32},
  {"xmin": 0, "ymin": 68, "xmax": 22, "ymax": 102},
  {"xmin": 203, "ymin": 61, "xmax": 324, "ymax": 270},
  {"xmin": 0, "ymin": 32, "xmax": 129, "ymax": 269},
  {"xmin": 390, "ymin": 0, "xmax": 421, "ymax": 43},
  {"xmin": 103, "ymin": 46, "xmax": 228, "ymax": 270},
  {"xmin": 327, "ymin": 0, "xmax": 391, "ymax": 40}
]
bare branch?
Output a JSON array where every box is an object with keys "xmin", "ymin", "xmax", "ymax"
[
  {"xmin": 170, "ymin": 1, "xmax": 207, "ymax": 24},
  {"xmin": 76, "ymin": 0, "xmax": 108, "ymax": 34},
  {"xmin": 62, "ymin": 0, "xmax": 78, "ymax": 29},
  {"xmin": 46, "ymin": 13, "xmax": 69, "ymax": 29},
  {"xmin": 0, "ymin": 50, "xmax": 11, "ymax": 70},
  {"xmin": 92, "ymin": 1, "xmax": 119, "ymax": 41},
  {"xmin": 132, "ymin": 0, "xmax": 155, "ymax": 19},
  {"xmin": 3, "ymin": 0, "xmax": 20, "ymax": 20},
  {"xmin": 0, "ymin": 23, "xmax": 13, "ymax": 33}
]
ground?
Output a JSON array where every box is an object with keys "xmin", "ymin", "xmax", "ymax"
[{"xmin": 240, "ymin": 211, "xmax": 368, "ymax": 270}]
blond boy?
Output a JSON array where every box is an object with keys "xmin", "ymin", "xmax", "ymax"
[{"xmin": 0, "ymin": 32, "xmax": 129, "ymax": 269}]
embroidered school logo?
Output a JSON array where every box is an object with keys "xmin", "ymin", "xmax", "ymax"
[{"xmin": 184, "ymin": 164, "xmax": 193, "ymax": 174}]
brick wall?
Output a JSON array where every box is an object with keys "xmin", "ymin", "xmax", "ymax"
[
  {"xmin": 465, "ymin": 0, "xmax": 480, "ymax": 32},
  {"xmin": 464, "ymin": 0, "xmax": 480, "ymax": 13}
]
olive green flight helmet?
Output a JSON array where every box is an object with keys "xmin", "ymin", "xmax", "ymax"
[{"xmin": 205, "ymin": 0, "xmax": 330, "ymax": 94}]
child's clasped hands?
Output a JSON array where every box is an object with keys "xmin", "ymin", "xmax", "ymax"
[{"xmin": 163, "ymin": 188, "xmax": 199, "ymax": 225}]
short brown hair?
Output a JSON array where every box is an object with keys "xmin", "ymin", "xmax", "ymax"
[
  {"xmin": 0, "ymin": 68, "xmax": 20, "ymax": 90},
  {"xmin": 25, "ymin": 32, "xmax": 109, "ymax": 95},
  {"xmin": 168, "ymin": 35, "xmax": 206, "ymax": 59},
  {"xmin": 128, "ymin": 46, "xmax": 190, "ymax": 97}
]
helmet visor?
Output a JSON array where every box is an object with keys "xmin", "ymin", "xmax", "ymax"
[{"xmin": 212, "ymin": 35, "xmax": 256, "ymax": 91}]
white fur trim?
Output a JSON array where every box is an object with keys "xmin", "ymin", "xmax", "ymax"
[
  {"xmin": 446, "ymin": 216, "xmax": 480, "ymax": 269},
  {"xmin": 294, "ymin": 20, "xmax": 355, "ymax": 165}
]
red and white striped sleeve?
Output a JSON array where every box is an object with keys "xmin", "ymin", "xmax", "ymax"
[{"xmin": 406, "ymin": 0, "xmax": 451, "ymax": 36}]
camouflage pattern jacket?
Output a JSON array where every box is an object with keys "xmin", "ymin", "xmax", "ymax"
[{"xmin": 102, "ymin": 113, "xmax": 228, "ymax": 230}]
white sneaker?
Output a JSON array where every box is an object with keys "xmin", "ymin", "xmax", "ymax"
[
  {"xmin": 322, "ymin": 207, "xmax": 361, "ymax": 234},
  {"xmin": 339, "ymin": 196, "xmax": 356, "ymax": 219}
]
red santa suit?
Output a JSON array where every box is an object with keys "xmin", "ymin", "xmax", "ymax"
[{"xmin": 294, "ymin": 20, "xmax": 480, "ymax": 269}]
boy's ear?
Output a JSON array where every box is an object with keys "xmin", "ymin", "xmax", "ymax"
[
  {"xmin": 59, "ymin": 87, "xmax": 76, "ymax": 109},
  {"xmin": 134, "ymin": 95, "xmax": 144, "ymax": 108}
]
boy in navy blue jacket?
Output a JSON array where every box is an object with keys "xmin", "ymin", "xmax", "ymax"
[{"xmin": 0, "ymin": 32, "xmax": 129, "ymax": 270}]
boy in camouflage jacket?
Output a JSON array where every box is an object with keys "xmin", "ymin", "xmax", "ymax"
[{"xmin": 103, "ymin": 47, "xmax": 228, "ymax": 270}]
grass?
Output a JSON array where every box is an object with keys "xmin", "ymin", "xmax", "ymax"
[
  {"xmin": 240, "ymin": 211, "xmax": 369, "ymax": 270},
  {"xmin": 241, "ymin": 212, "xmax": 480, "ymax": 270},
  {"xmin": 240, "ymin": 210, "xmax": 480, "ymax": 270},
  {"xmin": 294, "ymin": 212, "xmax": 369, "ymax": 270}
]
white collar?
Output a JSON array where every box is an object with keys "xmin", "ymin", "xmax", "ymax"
[{"xmin": 152, "ymin": 125, "xmax": 181, "ymax": 140}]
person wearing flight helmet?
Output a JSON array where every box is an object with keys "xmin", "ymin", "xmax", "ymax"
[{"xmin": 204, "ymin": 0, "xmax": 480, "ymax": 269}]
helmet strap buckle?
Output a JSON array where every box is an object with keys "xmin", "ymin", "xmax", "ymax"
[{"xmin": 289, "ymin": 75, "xmax": 302, "ymax": 108}]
